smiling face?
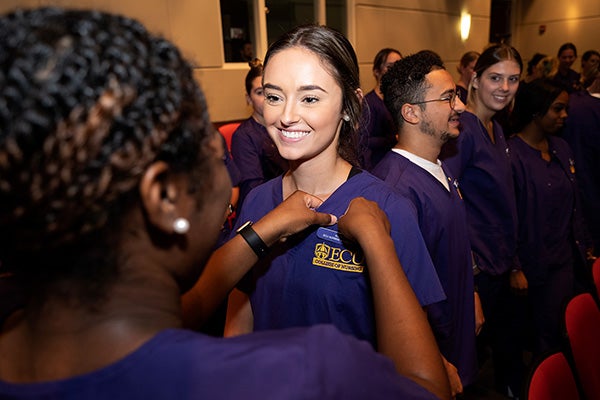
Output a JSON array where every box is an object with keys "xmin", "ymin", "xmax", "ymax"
[
  {"xmin": 262, "ymin": 46, "xmax": 345, "ymax": 165},
  {"xmin": 537, "ymin": 91, "xmax": 569, "ymax": 134},
  {"xmin": 419, "ymin": 69, "xmax": 466, "ymax": 143},
  {"xmin": 472, "ymin": 60, "xmax": 521, "ymax": 113}
]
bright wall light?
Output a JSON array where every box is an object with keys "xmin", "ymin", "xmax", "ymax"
[{"xmin": 461, "ymin": 11, "xmax": 471, "ymax": 42}]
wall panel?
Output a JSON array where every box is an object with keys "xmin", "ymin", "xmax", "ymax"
[
  {"xmin": 355, "ymin": 2, "xmax": 490, "ymax": 89},
  {"xmin": 195, "ymin": 68, "xmax": 251, "ymax": 123},
  {"xmin": 514, "ymin": 0, "xmax": 600, "ymax": 64}
]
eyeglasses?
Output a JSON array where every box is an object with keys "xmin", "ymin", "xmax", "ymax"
[{"xmin": 410, "ymin": 91, "xmax": 457, "ymax": 109}]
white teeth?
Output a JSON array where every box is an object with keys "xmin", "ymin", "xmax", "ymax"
[{"xmin": 281, "ymin": 129, "xmax": 310, "ymax": 139}]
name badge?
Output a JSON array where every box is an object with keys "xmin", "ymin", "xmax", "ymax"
[{"xmin": 316, "ymin": 227, "xmax": 342, "ymax": 244}]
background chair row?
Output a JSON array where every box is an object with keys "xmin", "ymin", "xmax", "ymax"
[{"xmin": 526, "ymin": 258, "xmax": 600, "ymax": 400}]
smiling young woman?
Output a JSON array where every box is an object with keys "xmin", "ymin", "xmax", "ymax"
[
  {"xmin": 222, "ymin": 24, "xmax": 450, "ymax": 399},
  {"xmin": 440, "ymin": 43, "xmax": 527, "ymax": 398}
]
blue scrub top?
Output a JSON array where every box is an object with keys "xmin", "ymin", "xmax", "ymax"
[
  {"xmin": 510, "ymin": 135, "xmax": 589, "ymax": 282},
  {"xmin": 373, "ymin": 151, "xmax": 477, "ymax": 385},
  {"xmin": 235, "ymin": 171, "xmax": 445, "ymax": 346},
  {"xmin": 230, "ymin": 117, "xmax": 288, "ymax": 208},
  {"xmin": 0, "ymin": 326, "xmax": 438, "ymax": 399},
  {"xmin": 561, "ymin": 91, "xmax": 600, "ymax": 255},
  {"xmin": 441, "ymin": 111, "xmax": 520, "ymax": 276},
  {"xmin": 359, "ymin": 90, "xmax": 397, "ymax": 170}
]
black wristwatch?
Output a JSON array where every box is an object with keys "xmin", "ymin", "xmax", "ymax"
[{"xmin": 236, "ymin": 221, "xmax": 269, "ymax": 258}]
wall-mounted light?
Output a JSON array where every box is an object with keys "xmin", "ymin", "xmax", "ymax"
[{"xmin": 461, "ymin": 11, "xmax": 471, "ymax": 42}]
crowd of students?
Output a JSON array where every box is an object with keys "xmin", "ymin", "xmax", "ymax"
[{"xmin": 0, "ymin": 6, "xmax": 598, "ymax": 400}]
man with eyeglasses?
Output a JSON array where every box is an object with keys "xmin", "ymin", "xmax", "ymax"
[{"xmin": 372, "ymin": 51, "xmax": 479, "ymax": 397}]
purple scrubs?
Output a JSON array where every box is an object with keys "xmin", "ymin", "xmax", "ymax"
[
  {"xmin": 0, "ymin": 326, "xmax": 437, "ymax": 399},
  {"xmin": 235, "ymin": 171, "xmax": 445, "ymax": 346},
  {"xmin": 216, "ymin": 133, "xmax": 241, "ymax": 247},
  {"xmin": 230, "ymin": 117, "xmax": 288, "ymax": 208},
  {"xmin": 441, "ymin": 111, "xmax": 520, "ymax": 276},
  {"xmin": 440, "ymin": 110, "xmax": 524, "ymax": 393},
  {"xmin": 359, "ymin": 90, "xmax": 397, "ymax": 170},
  {"xmin": 372, "ymin": 151, "xmax": 477, "ymax": 386},
  {"xmin": 509, "ymin": 135, "xmax": 587, "ymax": 353},
  {"xmin": 561, "ymin": 90, "xmax": 600, "ymax": 255}
]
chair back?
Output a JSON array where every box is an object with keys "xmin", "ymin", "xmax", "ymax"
[
  {"xmin": 593, "ymin": 257, "xmax": 600, "ymax": 301},
  {"xmin": 526, "ymin": 352, "xmax": 580, "ymax": 400},
  {"xmin": 218, "ymin": 122, "xmax": 241, "ymax": 152},
  {"xmin": 565, "ymin": 292, "xmax": 600, "ymax": 400}
]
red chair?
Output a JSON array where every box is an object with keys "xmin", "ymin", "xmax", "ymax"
[
  {"xmin": 593, "ymin": 257, "xmax": 600, "ymax": 300},
  {"xmin": 526, "ymin": 352, "xmax": 580, "ymax": 400},
  {"xmin": 217, "ymin": 122, "xmax": 241, "ymax": 152},
  {"xmin": 565, "ymin": 292, "xmax": 600, "ymax": 400}
]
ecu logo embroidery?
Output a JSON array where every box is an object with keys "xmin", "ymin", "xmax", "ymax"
[{"xmin": 312, "ymin": 242, "xmax": 365, "ymax": 273}]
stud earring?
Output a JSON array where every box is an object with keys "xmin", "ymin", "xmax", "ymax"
[
  {"xmin": 342, "ymin": 114, "xmax": 350, "ymax": 122},
  {"xmin": 173, "ymin": 218, "xmax": 190, "ymax": 234}
]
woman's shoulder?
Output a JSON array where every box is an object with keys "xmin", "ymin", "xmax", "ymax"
[
  {"xmin": 548, "ymin": 135, "xmax": 573, "ymax": 156},
  {"xmin": 234, "ymin": 118, "xmax": 265, "ymax": 137},
  {"xmin": 346, "ymin": 171, "xmax": 417, "ymax": 214},
  {"xmin": 459, "ymin": 110, "xmax": 479, "ymax": 127}
]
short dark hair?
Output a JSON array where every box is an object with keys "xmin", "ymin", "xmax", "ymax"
[
  {"xmin": 381, "ymin": 52, "xmax": 445, "ymax": 129},
  {"xmin": 263, "ymin": 25, "xmax": 362, "ymax": 166},
  {"xmin": 510, "ymin": 79, "xmax": 565, "ymax": 133},
  {"xmin": 0, "ymin": 8, "xmax": 215, "ymax": 299}
]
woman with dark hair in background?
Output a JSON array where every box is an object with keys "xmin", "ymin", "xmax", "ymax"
[
  {"xmin": 0, "ymin": 8, "xmax": 445, "ymax": 399},
  {"xmin": 580, "ymin": 49, "xmax": 600, "ymax": 88},
  {"xmin": 509, "ymin": 79, "xmax": 592, "ymax": 358},
  {"xmin": 523, "ymin": 53, "xmax": 547, "ymax": 84},
  {"xmin": 553, "ymin": 42, "xmax": 581, "ymax": 93},
  {"xmin": 231, "ymin": 59, "xmax": 288, "ymax": 210},
  {"xmin": 359, "ymin": 48, "xmax": 402, "ymax": 170},
  {"xmin": 456, "ymin": 51, "xmax": 480, "ymax": 104},
  {"xmin": 441, "ymin": 43, "xmax": 525, "ymax": 398}
]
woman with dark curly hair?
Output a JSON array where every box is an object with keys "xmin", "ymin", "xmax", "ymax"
[
  {"xmin": 0, "ymin": 8, "xmax": 446, "ymax": 399},
  {"xmin": 509, "ymin": 79, "xmax": 592, "ymax": 356}
]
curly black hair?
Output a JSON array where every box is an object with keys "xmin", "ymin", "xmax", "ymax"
[
  {"xmin": 0, "ymin": 8, "xmax": 214, "ymax": 300},
  {"xmin": 510, "ymin": 79, "xmax": 565, "ymax": 134},
  {"xmin": 381, "ymin": 52, "xmax": 445, "ymax": 129}
]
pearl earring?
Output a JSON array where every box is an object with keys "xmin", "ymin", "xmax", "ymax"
[
  {"xmin": 173, "ymin": 218, "xmax": 190, "ymax": 234},
  {"xmin": 342, "ymin": 114, "xmax": 350, "ymax": 122}
]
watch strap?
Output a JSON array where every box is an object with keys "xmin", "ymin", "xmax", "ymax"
[{"xmin": 237, "ymin": 221, "xmax": 269, "ymax": 258}]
